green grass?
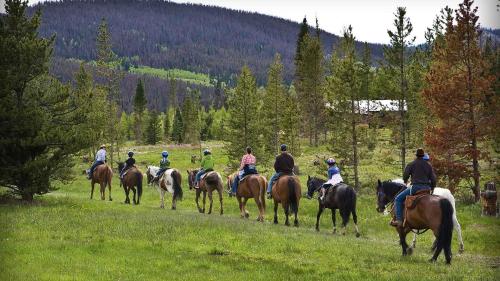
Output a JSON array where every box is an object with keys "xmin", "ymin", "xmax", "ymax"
[
  {"xmin": 1, "ymin": 142, "xmax": 499, "ymax": 280},
  {"xmin": 130, "ymin": 66, "xmax": 212, "ymax": 86}
]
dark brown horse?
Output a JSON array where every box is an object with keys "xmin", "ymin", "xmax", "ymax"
[
  {"xmin": 385, "ymin": 191, "xmax": 454, "ymax": 264},
  {"xmin": 120, "ymin": 165, "xmax": 143, "ymax": 205},
  {"xmin": 227, "ymin": 172, "xmax": 266, "ymax": 221},
  {"xmin": 187, "ymin": 170, "xmax": 224, "ymax": 215},
  {"xmin": 90, "ymin": 164, "xmax": 113, "ymax": 201},
  {"xmin": 271, "ymin": 175, "xmax": 301, "ymax": 226},
  {"xmin": 187, "ymin": 169, "xmax": 199, "ymax": 190}
]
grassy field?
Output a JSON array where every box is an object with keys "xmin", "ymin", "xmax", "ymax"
[
  {"xmin": 130, "ymin": 66, "xmax": 212, "ymax": 86},
  {"xmin": 1, "ymin": 142, "xmax": 499, "ymax": 280}
]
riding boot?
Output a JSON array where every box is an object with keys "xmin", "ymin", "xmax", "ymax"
[{"xmin": 390, "ymin": 219, "xmax": 403, "ymax": 227}]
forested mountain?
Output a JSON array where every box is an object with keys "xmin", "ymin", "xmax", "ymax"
[{"xmin": 28, "ymin": 0, "xmax": 385, "ymax": 84}]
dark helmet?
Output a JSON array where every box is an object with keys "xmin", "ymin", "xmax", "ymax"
[
  {"xmin": 280, "ymin": 144, "xmax": 287, "ymax": 151},
  {"xmin": 246, "ymin": 146, "xmax": 252, "ymax": 154},
  {"xmin": 162, "ymin": 151, "xmax": 169, "ymax": 158},
  {"xmin": 128, "ymin": 151, "xmax": 134, "ymax": 157},
  {"xmin": 416, "ymin": 148, "xmax": 425, "ymax": 157},
  {"xmin": 326, "ymin": 158, "xmax": 336, "ymax": 165},
  {"xmin": 203, "ymin": 149, "xmax": 211, "ymax": 155}
]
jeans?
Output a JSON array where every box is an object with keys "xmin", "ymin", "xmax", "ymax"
[
  {"xmin": 232, "ymin": 170, "xmax": 245, "ymax": 193},
  {"xmin": 89, "ymin": 161, "xmax": 104, "ymax": 177},
  {"xmin": 195, "ymin": 169, "xmax": 206, "ymax": 183},
  {"xmin": 395, "ymin": 184, "xmax": 431, "ymax": 221},
  {"xmin": 120, "ymin": 165, "xmax": 129, "ymax": 178},
  {"xmin": 156, "ymin": 168, "xmax": 167, "ymax": 178},
  {"xmin": 267, "ymin": 172, "xmax": 283, "ymax": 193}
]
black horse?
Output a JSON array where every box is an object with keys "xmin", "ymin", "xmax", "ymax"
[{"xmin": 306, "ymin": 176, "xmax": 360, "ymax": 237}]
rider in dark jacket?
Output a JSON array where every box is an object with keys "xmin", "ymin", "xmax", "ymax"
[
  {"xmin": 120, "ymin": 151, "xmax": 136, "ymax": 179},
  {"xmin": 391, "ymin": 148, "xmax": 437, "ymax": 227},
  {"xmin": 267, "ymin": 144, "xmax": 294, "ymax": 199}
]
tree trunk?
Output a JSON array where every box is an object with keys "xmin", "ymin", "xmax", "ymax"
[
  {"xmin": 400, "ymin": 46, "xmax": 407, "ymax": 176},
  {"xmin": 351, "ymin": 99, "xmax": 359, "ymax": 189},
  {"xmin": 467, "ymin": 64, "xmax": 480, "ymax": 201},
  {"xmin": 21, "ymin": 191, "xmax": 34, "ymax": 201}
]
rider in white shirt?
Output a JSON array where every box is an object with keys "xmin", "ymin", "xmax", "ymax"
[{"xmin": 88, "ymin": 144, "xmax": 106, "ymax": 179}]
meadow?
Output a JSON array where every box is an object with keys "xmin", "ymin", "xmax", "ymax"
[{"xmin": 1, "ymin": 142, "xmax": 499, "ymax": 281}]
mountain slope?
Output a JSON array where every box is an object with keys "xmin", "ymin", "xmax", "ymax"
[{"xmin": 29, "ymin": 0, "xmax": 385, "ymax": 84}]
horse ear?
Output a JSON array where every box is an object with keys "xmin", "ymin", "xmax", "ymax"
[
  {"xmin": 377, "ymin": 179, "xmax": 381, "ymax": 188},
  {"xmin": 308, "ymin": 175, "xmax": 310, "ymax": 180}
]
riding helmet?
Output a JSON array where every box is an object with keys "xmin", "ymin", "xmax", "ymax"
[
  {"xmin": 203, "ymin": 149, "xmax": 211, "ymax": 155},
  {"xmin": 280, "ymin": 144, "xmax": 287, "ymax": 151},
  {"xmin": 162, "ymin": 151, "xmax": 169, "ymax": 157},
  {"xmin": 326, "ymin": 158, "xmax": 336, "ymax": 165},
  {"xmin": 128, "ymin": 151, "xmax": 134, "ymax": 157}
]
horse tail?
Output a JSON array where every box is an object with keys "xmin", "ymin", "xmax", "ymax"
[
  {"xmin": 260, "ymin": 177, "xmax": 266, "ymax": 211},
  {"xmin": 107, "ymin": 166, "xmax": 113, "ymax": 188},
  {"xmin": 172, "ymin": 170, "xmax": 183, "ymax": 201},
  {"xmin": 435, "ymin": 198, "xmax": 453, "ymax": 263},
  {"xmin": 288, "ymin": 177, "xmax": 299, "ymax": 214},
  {"xmin": 136, "ymin": 171, "xmax": 143, "ymax": 199}
]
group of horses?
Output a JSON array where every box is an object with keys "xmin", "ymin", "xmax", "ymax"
[{"xmin": 88, "ymin": 163, "xmax": 463, "ymax": 264}]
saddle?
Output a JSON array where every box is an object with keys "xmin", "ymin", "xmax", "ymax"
[
  {"xmin": 405, "ymin": 189, "xmax": 432, "ymax": 210},
  {"xmin": 200, "ymin": 169, "xmax": 214, "ymax": 180}
]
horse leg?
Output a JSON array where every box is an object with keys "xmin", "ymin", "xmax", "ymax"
[
  {"xmin": 352, "ymin": 207, "xmax": 360, "ymax": 238},
  {"xmin": 108, "ymin": 181, "xmax": 112, "ymax": 201},
  {"xmin": 123, "ymin": 185, "xmax": 129, "ymax": 204},
  {"xmin": 411, "ymin": 233, "xmax": 418, "ymax": 249},
  {"xmin": 237, "ymin": 196, "xmax": 244, "ymax": 218},
  {"xmin": 131, "ymin": 187, "xmax": 137, "ymax": 205},
  {"xmin": 202, "ymin": 191, "xmax": 207, "ymax": 213},
  {"xmin": 284, "ymin": 203, "xmax": 290, "ymax": 226},
  {"xmin": 315, "ymin": 204, "xmax": 324, "ymax": 232},
  {"xmin": 218, "ymin": 186, "xmax": 224, "ymax": 215},
  {"xmin": 195, "ymin": 190, "xmax": 202, "ymax": 213},
  {"xmin": 243, "ymin": 198, "xmax": 250, "ymax": 218},
  {"xmin": 254, "ymin": 193, "xmax": 263, "ymax": 222},
  {"xmin": 171, "ymin": 192, "xmax": 177, "ymax": 210},
  {"xmin": 273, "ymin": 200, "xmax": 278, "ymax": 224},
  {"xmin": 453, "ymin": 214, "xmax": 464, "ymax": 253},
  {"xmin": 100, "ymin": 183, "xmax": 105, "ymax": 200},
  {"xmin": 208, "ymin": 189, "xmax": 214, "ymax": 215},
  {"xmin": 90, "ymin": 181, "xmax": 95, "ymax": 199},
  {"xmin": 399, "ymin": 228, "xmax": 410, "ymax": 256},
  {"xmin": 160, "ymin": 189, "xmax": 165, "ymax": 209},
  {"xmin": 332, "ymin": 209, "xmax": 337, "ymax": 234},
  {"xmin": 340, "ymin": 208, "xmax": 349, "ymax": 235}
]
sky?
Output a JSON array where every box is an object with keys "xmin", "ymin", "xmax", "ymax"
[{"xmin": 2, "ymin": 0, "xmax": 499, "ymax": 44}]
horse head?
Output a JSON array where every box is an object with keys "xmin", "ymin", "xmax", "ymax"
[
  {"xmin": 306, "ymin": 176, "xmax": 324, "ymax": 199},
  {"xmin": 376, "ymin": 179, "xmax": 387, "ymax": 213}
]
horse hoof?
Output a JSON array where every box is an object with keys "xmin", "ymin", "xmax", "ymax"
[
  {"xmin": 171, "ymin": 206, "xmax": 176, "ymax": 210},
  {"xmin": 333, "ymin": 229, "xmax": 337, "ymax": 234},
  {"xmin": 245, "ymin": 213, "xmax": 250, "ymax": 218},
  {"xmin": 285, "ymin": 222, "xmax": 290, "ymax": 226},
  {"xmin": 274, "ymin": 219, "xmax": 278, "ymax": 225},
  {"xmin": 294, "ymin": 222, "xmax": 299, "ymax": 227},
  {"xmin": 459, "ymin": 246, "xmax": 464, "ymax": 254},
  {"xmin": 109, "ymin": 198, "xmax": 113, "ymax": 201},
  {"xmin": 407, "ymin": 247, "xmax": 413, "ymax": 256},
  {"xmin": 160, "ymin": 206, "xmax": 164, "ymax": 209},
  {"xmin": 356, "ymin": 233, "xmax": 361, "ymax": 238},
  {"xmin": 429, "ymin": 258, "xmax": 436, "ymax": 263},
  {"xmin": 315, "ymin": 227, "xmax": 319, "ymax": 232}
]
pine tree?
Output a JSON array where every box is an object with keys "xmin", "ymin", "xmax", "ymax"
[
  {"xmin": 281, "ymin": 85, "xmax": 301, "ymax": 156},
  {"xmin": 384, "ymin": 7, "xmax": 416, "ymax": 175},
  {"xmin": 226, "ymin": 66, "xmax": 262, "ymax": 168},
  {"xmin": 181, "ymin": 90, "xmax": 201, "ymax": 144},
  {"xmin": 133, "ymin": 79, "xmax": 147, "ymax": 142},
  {"xmin": 325, "ymin": 25, "xmax": 362, "ymax": 189},
  {"xmin": 164, "ymin": 109, "xmax": 171, "ymax": 141},
  {"xmin": 423, "ymin": 0, "xmax": 496, "ymax": 198},
  {"xmin": 263, "ymin": 54, "xmax": 286, "ymax": 158},
  {"xmin": 295, "ymin": 17, "xmax": 309, "ymax": 65},
  {"xmin": 168, "ymin": 77, "xmax": 177, "ymax": 109},
  {"xmin": 145, "ymin": 110, "xmax": 161, "ymax": 145},
  {"xmin": 171, "ymin": 107, "xmax": 184, "ymax": 144}
]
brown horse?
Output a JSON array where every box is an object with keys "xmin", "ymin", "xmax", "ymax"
[
  {"xmin": 90, "ymin": 164, "xmax": 113, "ymax": 201},
  {"xmin": 187, "ymin": 170, "xmax": 224, "ymax": 215},
  {"xmin": 271, "ymin": 175, "xmax": 301, "ymax": 226},
  {"xmin": 387, "ymin": 191, "xmax": 454, "ymax": 264},
  {"xmin": 227, "ymin": 172, "xmax": 266, "ymax": 221},
  {"xmin": 120, "ymin": 166, "xmax": 143, "ymax": 205}
]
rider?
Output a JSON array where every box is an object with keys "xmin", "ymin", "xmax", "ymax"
[
  {"xmin": 88, "ymin": 144, "xmax": 106, "ymax": 179},
  {"xmin": 120, "ymin": 151, "xmax": 136, "ymax": 179},
  {"xmin": 267, "ymin": 144, "xmax": 295, "ymax": 199},
  {"xmin": 319, "ymin": 158, "xmax": 343, "ymax": 201},
  {"xmin": 391, "ymin": 148, "xmax": 437, "ymax": 227},
  {"xmin": 230, "ymin": 146, "xmax": 257, "ymax": 197},
  {"xmin": 195, "ymin": 149, "xmax": 215, "ymax": 188},
  {"xmin": 153, "ymin": 151, "xmax": 170, "ymax": 183}
]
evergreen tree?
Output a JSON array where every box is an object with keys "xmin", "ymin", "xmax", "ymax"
[
  {"xmin": 96, "ymin": 17, "xmax": 122, "ymax": 167},
  {"xmin": 295, "ymin": 17, "xmax": 309, "ymax": 66},
  {"xmin": 133, "ymin": 79, "xmax": 147, "ymax": 142},
  {"xmin": 281, "ymin": 85, "xmax": 301, "ymax": 156},
  {"xmin": 164, "ymin": 109, "xmax": 171, "ymax": 141},
  {"xmin": 263, "ymin": 54, "xmax": 286, "ymax": 158},
  {"xmin": 325, "ymin": 26, "xmax": 362, "ymax": 189},
  {"xmin": 422, "ymin": 0, "xmax": 496, "ymax": 198},
  {"xmin": 145, "ymin": 110, "xmax": 161, "ymax": 145},
  {"xmin": 181, "ymin": 89, "xmax": 201, "ymax": 144},
  {"xmin": 384, "ymin": 7, "xmax": 416, "ymax": 175},
  {"xmin": 171, "ymin": 107, "xmax": 184, "ymax": 144},
  {"xmin": 0, "ymin": 0, "xmax": 98, "ymax": 200},
  {"xmin": 168, "ymin": 77, "xmax": 177, "ymax": 109},
  {"xmin": 226, "ymin": 66, "xmax": 262, "ymax": 168}
]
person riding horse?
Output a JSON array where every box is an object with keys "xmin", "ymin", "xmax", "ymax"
[
  {"xmin": 87, "ymin": 144, "xmax": 106, "ymax": 179},
  {"xmin": 230, "ymin": 146, "xmax": 258, "ymax": 197},
  {"xmin": 267, "ymin": 144, "xmax": 294, "ymax": 199},
  {"xmin": 319, "ymin": 158, "xmax": 343, "ymax": 202},
  {"xmin": 152, "ymin": 151, "xmax": 170, "ymax": 183},
  {"xmin": 391, "ymin": 148, "xmax": 437, "ymax": 228},
  {"xmin": 194, "ymin": 149, "xmax": 215, "ymax": 189},
  {"xmin": 120, "ymin": 151, "xmax": 136, "ymax": 179}
]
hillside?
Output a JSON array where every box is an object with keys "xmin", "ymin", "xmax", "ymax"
[{"xmin": 29, "ymin": 0, "xmax": 385, "ymax": 84}]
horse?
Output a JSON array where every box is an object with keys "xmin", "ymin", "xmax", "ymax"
[
  {"xmin": 271, "ymin": 175, "xmax": 301, "ymax": 226},
  {"xmin": 118, "ymin": 163, "xmax": 143, "ymax": 205},
  {"xmin": 89, "ymin": 164, "xmax": 113, "ymax": 201},
  {"xmin": 157, "ymin": 168, "xmax": 183, "ymax": 209},
  {"xmin": 187, "ymin": 170, "xmax": 224, "ymax": 215},
  {"xmin": 187, "ymin": 168, "xmax": 199, "ymax": 190},
  {"xmin": 146, "ymin": 165, "xmax": 160, "ymax": 186},
  {"xmin": 227, "ymin": 172, "xmax": 267, "ymax": 221},
  {"xmin": 306, "ymin": 176, "xmax": 360, "ymax": 237},
  {"xmin": 376, "ymin": 179, "xmax": 454, "ymax": 264},
  {"xmin": 376, "ymin": 179, "xmax": 464, "ymax": 253}
]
